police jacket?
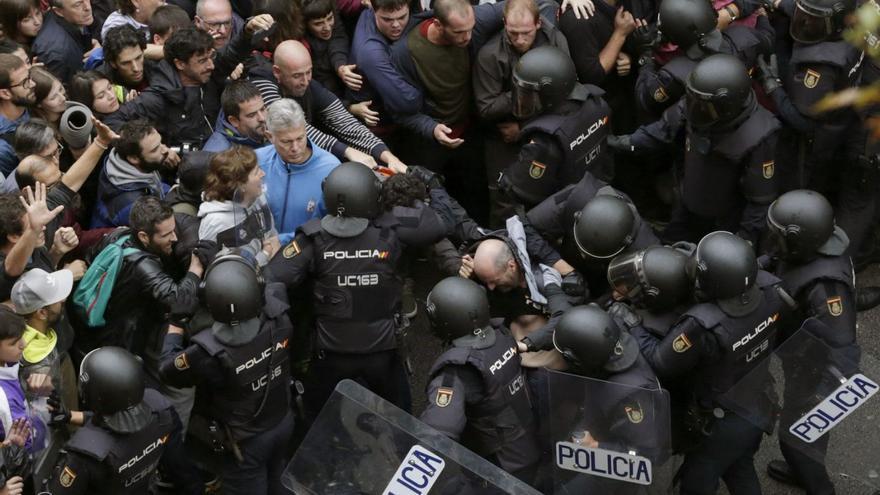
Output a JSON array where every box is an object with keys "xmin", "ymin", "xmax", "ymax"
[
  {"xmin": 264, "ymin": 201, "xmax": 447, "ymax": 353},
  {"xmin": 500, "ymin": 84, "xmax": 613, "ymax": 206},
  {"xmin": 526, "ymin": 175, "xmax": 659, "ymax": 291},
  {"xmin": 158, "ymin": 283, "xmax": 293, "ymax": 441},
  {"xmin": 633, "ymin": 271, "xmax": 786, "ymax": 415},
  {"xmin": 420, "ymin": 324, "xmax": 541, "ymax": 473},
  {"xmin": 636, "ymin": 18, "xmax": 775, "ymax": 119},
  {"xmin": 46, "ymin": 390, "xmax": 177, "ymax": 495},
  {"xmin": 775, "ymin": 253, "xmax": 856, "ymax": 352}
]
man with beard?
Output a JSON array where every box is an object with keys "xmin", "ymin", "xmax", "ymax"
[
  {"xmin": 0, "ymin": 54, "xmax": 35, "ymax": 177},
  {"xmin": 92, "ymin": 119, "xmax": 181, "ymax": 228},
  {"xmin": 203, "ymin": 81, "xmax": 268, "ymax": 152}
]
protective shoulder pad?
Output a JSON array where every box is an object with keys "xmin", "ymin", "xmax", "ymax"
[{"xmin": 66, "ymin": 424, "xmax": 115, "ymax": 461}]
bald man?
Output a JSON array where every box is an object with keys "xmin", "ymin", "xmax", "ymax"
[
  {"xmin": 194, "ymin": 0, "xmax": 243, "ymax": 49},
  {"xmin": 250, "ymin": 40, "xmax": 406, "ymax": 172}
]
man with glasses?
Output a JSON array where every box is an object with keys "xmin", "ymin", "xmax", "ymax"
[
  {"xmin": 194, "ymin": 0, "xmax": 243, "ymax": 50},
  {"xmin": 32, "ymin": 0, "xmax": 97, "ymax": 84},
  {"xmin": 0, "ymin": 54, "xmax": 35, "ymax": 178}
]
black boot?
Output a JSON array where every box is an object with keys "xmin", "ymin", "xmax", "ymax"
[
  {"xmin": 857, "ymin": 286, "xmax": 880, "ymax": 312},
  {"xmin": 767, "ymin": 459, "xmax": 803, "ymax": 488}
]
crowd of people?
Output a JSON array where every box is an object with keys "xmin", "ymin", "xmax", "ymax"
[{"xmin": 0, "ymin": 0, "xmax": 877, "ymax": 491}]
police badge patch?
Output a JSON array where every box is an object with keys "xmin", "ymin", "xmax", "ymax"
[
  {"xmin": 672, "ymin": 334, "xmax": 692, "ymax": 353},
  {"xmin": 827, "ymin": 296, "xmax": 843, "ymax": 317},
  {"xmin": 653, "ymin": 86, "xmax": 669, "ymax": 103},
  {"xmin": 529, "ymin": 160, "xmax": 547, "ymax": 179},
  {"xmin": 625, "ymin": 404, "xmax": 644, "ymax": 424},
  {"xmin": 436, "ymin": 387, "xmax": 454, "ymax": 407},
  {"xmin": 762, "ymin": 160, "xmax": 775, "ymax": 179},
  {"xmin": 60, "ymin": 466, "xmax": 77, "ymax": 487},
  {"xmin": 283, "ymin": 240, "xmax": 301, "ymax": 258},
  {"xmin": 174, "ymin": 353, "xmax": 190, "ymax": 370},
  {"xmin": 804, "ymin": 69, "xmax": 821, "ymax": 89}
]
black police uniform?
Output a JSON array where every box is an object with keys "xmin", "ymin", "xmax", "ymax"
[
  {"xmin": 45, "ymin": 390, "xmax": 192, "ymax": 495},
  {"xmin": 158, "ymin": 282, "xmax": 295, "ymax": 495},
  {"xmin": 526, "ymin": 174, "xmax": 659, "ymax": 295},
  {"xmin": 264, "ymin": 200, "xmax": 447, "ymax": 414},
  {"xmin": 769, "ymin": 41, "xmax": 870, "ymax": 253},
  {"xmin": 420, "ymin": 322, "xmax": 541, "ymax": 483},
  {"xmin": 636, "ymin": 19, "xmax": 775, "ymax": 119},
  {"xmin": 769, "ymin": 253, "xmax": 857, "ymax": 494},
  {"xmin": 631, "ymin": 99, "xmax": 780, "ymax": 243},
  {"xmin": 499, "ymin": 84, "xmax": 613, "ymax": 207},
  {"xmin": 632, "ymin": 270, "xmax": 787, "ymax": 493}
]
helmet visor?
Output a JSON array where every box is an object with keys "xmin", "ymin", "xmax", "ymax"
[
  {"xmin": 685, "ymin": 89, "xmax": 721, "ymax": 130},
  {"xmin": 512, "ymin": 74, "xmax": 543, "ymax": 119},
  {"xmin": 790, "ymin": 3, "xmax": 833, "ymax": 43},
  {"xmin": 607, "ymin": 251, "xmax": 646, "ymax": 303}
]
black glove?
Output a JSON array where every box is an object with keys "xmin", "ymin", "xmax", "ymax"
[
  {"xmin": 607, "ymin": 301, "xmax": 642, "ymax": 329},
  {"xmin": 48, "ymin": 392, "xmax": 71, "ymax": 426},
  {"xmin": 544, "ymin": 283, "xmax": 574, "ymax": 316},
  {"xmin": 169, "ymin": 293, "xmax": 200, "ymax": 328},
  {"xmin": 561, "ymin": 271, "xmax": 586, "ymax": 298},
  {"xmin": 520, "ymin": 324, "xmax": 555, "ymax": 352},
  {"xmin": 407, "ymin": 165, "xmax": 444, "ymax": 189},
  {"xmin": 630, "ymin": 24, "xmax": 659, "ymax": 65},
  {"xmin": 756, "ymin": 54, "xmax": 782, "ymax": 94},
  {"xmin": 192, "ymin": 239, "xmax": 220, "ymax": 267},
  {"xmin": 607, "ymin": 134, "xmax": 635, "ymax": 154}
]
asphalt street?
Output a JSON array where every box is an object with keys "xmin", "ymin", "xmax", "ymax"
[{"xmin": 400, "ymin": 260, "xmax": 880, "ymax": 495}]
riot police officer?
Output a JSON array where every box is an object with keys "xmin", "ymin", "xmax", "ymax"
[
  {"xmin": 159, "ymin": 254, "xmax": 294, "ymax": 495},
  {"xmin": 636, "ymin": 0, "xmax": 774, "ymax": 119},
  {"xmin": 45, "ymin": 347, "xmax": 201, "ymax": 494},
  {"xmin": 526, "ymin": 173, "xmax": 659, "ymax": 301},
  {"xmin": 631, "ymin": 231, "xmax": 790, "ymax": 493},
  {"xmin": 498, "ymin": 46, "xmax": 614, "ymax": 207},
  {"xmin": 618, "ymin": 54, "xmax": 781, "ymax": 244},
  {"xmin": 420, "ymin": 277, "xmax": 541, "ymax": 485},
  {"xmin": 264, "ymin": 163, "xmax": 449, "ymax": 415},
  {"xmin": 761, "ymin": 190, "xmax": 860, "ymax": 492},
  {"xmin": 755, "ymin": 0, "xmax": 871, "ymax": 256}
]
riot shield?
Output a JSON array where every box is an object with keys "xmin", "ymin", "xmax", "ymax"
[
  {"xmin": 718, "ymin": 319, "xmax": 880, "ymax": 493},
  {"xmin": 546, "ymin": 369, "xmax": 674, "ymax": 494},
  {"xmin": 283, "ymin": 379, "xmax": 542, "ymax": 495}
]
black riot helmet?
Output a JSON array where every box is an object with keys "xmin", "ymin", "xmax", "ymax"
[
  {"xmin": 553, "ymin": 305, "xmax": 639, "ymax": 373},
  {"xmin": 203, "ymin": 254, "xmax": 264, "ymax": 344},
  {"xmin": 767, "ymin": 189, "xmax": 848, "ymax": 261},
  {"xmin": 79, "ymin": 347, "xmax": 151, "ymax": 433},
  {"xmin": 512, "ymin": 46, "xmax": 577, "ymax": 119},
  {"xmin": 426, "ymin": 277, "xmax": 491, "ymax": 341},
  {"xmin": 685, "ymin": 54, "xmax": 754, "ymax": 131},
  {"xmin": 608, "ymin": 245, "xmax": 692, "ymax": 310},
  {"xmin": 688, "ymin": 231, "xmax": 758, "ymax": 302},
  {"xmin": 321, "ymin": 162, "xmax": 382, "ymax": 236},
  {"xmin": 790, "ymin": 0, "xmax": 856, "ymax": 43},
  {"xmin": 658, "ymin": 0, "xmax": 719, "ymax": 50},
  {"xmin": 572, "ymin": 195, "xmax": 637, "ymax": 259}
]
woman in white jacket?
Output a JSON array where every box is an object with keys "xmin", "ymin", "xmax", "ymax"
[{"xmin": 197, "ymin": 146, "xmax": 280, "ymax": 266}]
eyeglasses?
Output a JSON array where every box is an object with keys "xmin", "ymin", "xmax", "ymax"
[
  {"xmin": 202, "ymin": 18, "xmax": 232, "ymax": 30},
  {"xmin": 40, "ymin": 140, "xmax": 64, "ymax": 159},
  {"xmin": 5, "ymin": 75, "xmax": 32, "ymax": 89}
]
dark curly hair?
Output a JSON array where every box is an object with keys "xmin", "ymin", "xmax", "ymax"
[
  {"xmin": 0, "ymin": 193, "xmax": 26, "ymax": 248},
  {"xmin": 380, "ymin": 174, "xmax": 427, "ymax": 211}
]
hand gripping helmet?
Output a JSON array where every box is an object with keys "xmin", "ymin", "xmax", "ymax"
[
  {"xmin": 573, "ymin": 195, "xmax": 637, "ymax": 259},
  {"xmin": 767, "ymin": 189, "xmax": 848, "ymax": 261},
  {"xmin": 658, "ymin": 0, "xmax": 719, "ymax": 51},
  {"xmin": 790, "ymin": 0, "xmax": 856, "ymax": 43},
  {"xmin": 79, "ymin": 346, "xmax": 151, "ymax": 433},
  {"xmin": 203, "ymin": 253, "xmax": 264, "ymax": 345},
  {"xmin": 553, "ymin": 305, "xmax": 639, "ymax": 373},
  {"xmin": 321, "ymin": 162, "xmax": 382, "ymax": 237},
  {"xmin": 426, "ymin": 277, "xmax": 491, "ymax": 341},
  {"xmin": 512, "ymin": 46, "xmax": 577, "ymax": 119},
  {"xmin": 685, "ymin": 54, "xmax": 754, "ymax": 131},
  {"xmin": 689, "ymin": 231, "xmax": 758, "ymax": 303},
  {"xmin": 607, "ymin": 245, "xmax": 692, "ymax": 310}
]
